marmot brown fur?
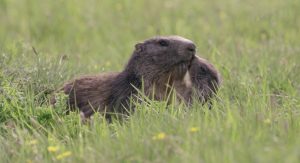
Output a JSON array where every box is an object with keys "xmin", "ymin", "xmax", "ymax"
[
  {"xmin": 175, "ymin": 55, "xmax": 220, "ymax": 106},
  {"xmin": 51, "ymin": 36, "xmax": 220, "ymax": 118}
]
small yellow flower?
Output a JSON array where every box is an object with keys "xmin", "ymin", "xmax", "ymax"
[
  {"xmin": 152, "ymin": 132, "xmax": 166, "ymax": 140},
  {"xmin": 47, "ymin": 146, "xmax": 59, "ymax": 152},
  {"xmin": 105, "ymin": 61, "xmax": 111, "ymax": 67},
  {"xmin": 56, "ymin": 151, "xmax": 72, "ymax": 160},
  {"xmin": 26, "ymin": 159, "xmax": 33, "ymax": 163},
  {"xmin": 189, "ymin": 127, "xmax": 199, "ymax": 133},
  {"xmin": 219, "ymin": 11, "xmax": 227, "ymax": 21},
  {"xmin": 27, "ymin": 140, "xmax": 38, "ymax": 145},
  {"xmin": 264, "ymin": 119, "xmax": 271, "ymax": 124},
  {"xmin": 116, "ymin": 3, "xmax": 122, "ymax": 11}
]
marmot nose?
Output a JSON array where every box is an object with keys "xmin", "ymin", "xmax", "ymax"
[{"xmin": 186, "ymin": 43, "xmax": 196, "ymax": 53}]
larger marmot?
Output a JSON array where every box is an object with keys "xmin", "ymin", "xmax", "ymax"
[{"xmin": 51, "ymin": 36, "xmax": 220, "ymax": 118}]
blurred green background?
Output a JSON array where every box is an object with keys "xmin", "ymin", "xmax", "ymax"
[{"xmin": 1, "ymin": 0, "xmax": 299, "ymax": 73}]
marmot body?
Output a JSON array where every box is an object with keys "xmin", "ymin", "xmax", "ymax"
[{"xmin": 53, "ymin": 36, "xmax": 196, "ymax": 118}]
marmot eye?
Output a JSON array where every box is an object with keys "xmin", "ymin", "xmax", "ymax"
[
  {"xmin": 199, "ymin": 66, "xmax": 207, "ymax": 74},
  {"xmin": 158, "ymin": 40, "xmax": 169, "ymax": 47}
]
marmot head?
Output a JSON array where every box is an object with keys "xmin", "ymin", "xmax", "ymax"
[
  {"xmin": 189, "ymin": 56, "xmax": 221, "ymax": 103},
  {"xmin": 125, "ymin": 36, "xmax": 196, "ymax": 81}
]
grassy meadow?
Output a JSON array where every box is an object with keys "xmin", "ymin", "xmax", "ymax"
[{"xmin": 0, "ymin": 0, "xmax": 300, "ymax": 162}]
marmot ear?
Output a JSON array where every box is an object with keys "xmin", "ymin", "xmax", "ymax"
[{"xmin": 135, "ymin": 42, "xmax": 144, "ymax": 53}]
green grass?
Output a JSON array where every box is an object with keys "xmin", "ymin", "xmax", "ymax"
[{"xmin": 1, "ymin": 0, "xmax": 300, "ymax": 162}]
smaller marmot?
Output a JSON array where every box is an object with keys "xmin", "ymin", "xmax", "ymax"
[
  {"xmin": 175, "ymin": 55, "xmax": 220, "ymax": 106},
  {"xmin": 51, "ymin": 36, "xmax": 220, "ymax": 118}
]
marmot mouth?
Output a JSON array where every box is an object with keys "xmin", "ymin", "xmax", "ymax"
[{"xmin": 183, "ymin": 54, "xmax": 195, "ymax": 68}]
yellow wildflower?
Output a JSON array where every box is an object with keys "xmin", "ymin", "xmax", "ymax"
[
  {"xmin": 56, "ymin": 151, "xmax": 72, "ymax": 160},
  {"xmin": 152, "ymin": 132, "xmax": 166, "ymax": 140},
  {"xmin": 116, "ymin": 3, "xmax": 122, "ymax": 11},
  {"xmin": 264, "ymin": 119, "xmax": 271, "ymax": 124},
  {"xmin": 26, "ymin": 159, "xmax": 33, "ymax": 163},
  {"xmin": 219, "ymin": 11, "xmax": 227, "ymax": 21},
  {"xmin": 105, "ymin": 61, "xmax": 111, "ymax": 67},
  {"xmin": 189, "ymin": 127, "xmax": 199, "ymax": 133},
  {"xmin": 93, "ymin": 65, "xmax": 98, "ymax": 69},
  {"xmin": 27, "ymin": 140, "xmax": 38, "ymax": 145},
  {"xmin": 47, "ymin": 146, "xmax": 59, "ymax": 152}
]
